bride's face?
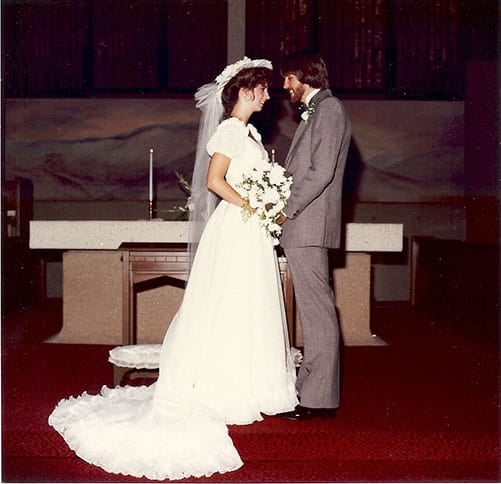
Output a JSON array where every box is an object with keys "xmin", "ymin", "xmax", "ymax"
[{"xmin": 250, "ymin": 84, "xmax": 270, "ymax": 111}]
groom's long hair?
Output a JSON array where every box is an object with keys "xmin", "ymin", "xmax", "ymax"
[{"xmin": 280, "ymin": 51, "xmax": 329, "ymax": 89}]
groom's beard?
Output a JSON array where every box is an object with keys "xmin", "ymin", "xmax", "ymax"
[{"xmin": 288, "ymin": 84, "xmax": 306, "ymax": 104}]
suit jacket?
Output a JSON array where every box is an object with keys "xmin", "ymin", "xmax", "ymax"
[{"xmin": 280, "ymin": 89, "xmax": 352, "ymax": 249}]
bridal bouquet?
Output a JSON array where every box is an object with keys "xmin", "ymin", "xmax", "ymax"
[{"xmin": 237, "ymin": 163, "xmax": 293, "ymax": 245}]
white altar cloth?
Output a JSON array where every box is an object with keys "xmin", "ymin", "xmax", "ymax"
[{"xmin": 30, "ymin": 221, "xmax": 403, "ymax": 252}]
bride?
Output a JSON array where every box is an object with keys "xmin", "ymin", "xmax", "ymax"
[{"xmin": 49, "ymin": 57, "xmax": 298, "ymax": 481}]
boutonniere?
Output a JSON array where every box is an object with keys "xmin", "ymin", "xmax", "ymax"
[{"xmin": 300, "ymin": 103, "xmax": 317, "ymax": 124}]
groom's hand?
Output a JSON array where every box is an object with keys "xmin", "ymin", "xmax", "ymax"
[{"xmin": 276, "ymin": 212, "xmax": 288, "ymax": 225}]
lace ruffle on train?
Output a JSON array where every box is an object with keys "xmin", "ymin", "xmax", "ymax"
[{"xmin": 49, "ymin": 385, "xmax": 243, "ymax": 480}]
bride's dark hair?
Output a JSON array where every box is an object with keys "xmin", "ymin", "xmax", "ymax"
[{"xmin": 221, "ymin": 67, "xmax": 272, "ymax": 118}]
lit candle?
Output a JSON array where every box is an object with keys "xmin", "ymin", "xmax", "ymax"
[
  {"xmin": 149, "ymin": 148, "xmax": 154, "ymax": 202},
  {"xmin": 271, "ymin": 148, "xmax": 275, "ymax": 164}
]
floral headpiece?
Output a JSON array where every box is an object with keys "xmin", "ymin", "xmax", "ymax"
[{"xmin": 214, "ymin": 56, "xmax": 273, "ymax": 102}]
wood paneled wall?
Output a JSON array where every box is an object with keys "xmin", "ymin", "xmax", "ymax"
[{"xmin": 3, "ymin": 0, "xmax": 497, "ymax": 98}]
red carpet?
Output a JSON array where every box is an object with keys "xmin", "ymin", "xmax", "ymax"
[{"xmin": 2, "ymin": 304, "xmax": 499, "ymax": 482}]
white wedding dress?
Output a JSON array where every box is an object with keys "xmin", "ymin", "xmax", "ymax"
[{"xmin": 49, "ymin": 117, "xmax": 298, "ymax": 481}]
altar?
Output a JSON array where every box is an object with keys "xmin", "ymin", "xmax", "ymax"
[{"xmin": 30, "ymin": 221, "xmax": 403, "ymax": 346}]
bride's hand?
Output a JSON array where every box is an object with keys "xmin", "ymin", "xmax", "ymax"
[{"xmin": 240, "ymin": 198, "xmax": 256, "ymax": 220}]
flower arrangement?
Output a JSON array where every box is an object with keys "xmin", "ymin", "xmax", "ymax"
[
  {"xmin": 300, "ymin": 103, "xmax": 317, "ymax": 124},
  {"xmin": 236, "ymin": 163, "xmax": 293, "ymax": 245},
  {"xmin": 159, "ymin": 171, "xmax": 193, "ymax": 219}
]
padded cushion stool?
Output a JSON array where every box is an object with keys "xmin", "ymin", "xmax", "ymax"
[{"xmin": 109, "ymin": 344, "xmax": 161, "ymax": 386}]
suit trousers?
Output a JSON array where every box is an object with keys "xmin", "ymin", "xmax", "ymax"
[{"xmin": 284, "ymin": 246, "xmax": 340, "ymax": 409}]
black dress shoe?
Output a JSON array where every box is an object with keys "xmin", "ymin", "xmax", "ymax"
[{"xmin": 275, "ymin": 405, "xmax": 336, "ymax": 421}]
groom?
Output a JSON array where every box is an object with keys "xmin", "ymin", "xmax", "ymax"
[{"xmin": 276, "ymin": 51, "xmax": 352, "ymax": 420}]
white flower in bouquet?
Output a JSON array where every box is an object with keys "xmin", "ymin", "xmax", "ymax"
[
  {"xmin": 237, "ymin": 162, "xmax": 293, "ymax": 245},
  {"xmin": 262, "ymin": 188, "xmax": 280, "ymax": 206},
  {"xmin": 248, "ymin": 190, "xmax": 261, "ymax": 209},
  {"xmin": 269, "ymin": 163, "xmax": 289, "ymax": 186}
]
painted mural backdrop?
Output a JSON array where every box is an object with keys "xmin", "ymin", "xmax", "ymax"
[{"xmin": 5, "ymin": 98, "xmax": 464, "ymax": 209}]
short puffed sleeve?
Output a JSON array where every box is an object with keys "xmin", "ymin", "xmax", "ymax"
[{"xmin": 207, "ymin": 118, "xmax": 247, "ymax": 159}]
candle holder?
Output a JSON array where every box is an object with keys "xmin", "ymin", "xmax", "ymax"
[{"xmin": 148, "ymin": 200, "xmax": 153, "ymax": 220}]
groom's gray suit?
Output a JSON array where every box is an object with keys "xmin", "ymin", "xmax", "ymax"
[{"xmin": 281, "ymin": 89, "xmax": 351, "ymax": 409}]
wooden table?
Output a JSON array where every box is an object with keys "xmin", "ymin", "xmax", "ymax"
[{"xmin": 119, "ymin": 243, "xmax": 296, "ymax": 346}]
